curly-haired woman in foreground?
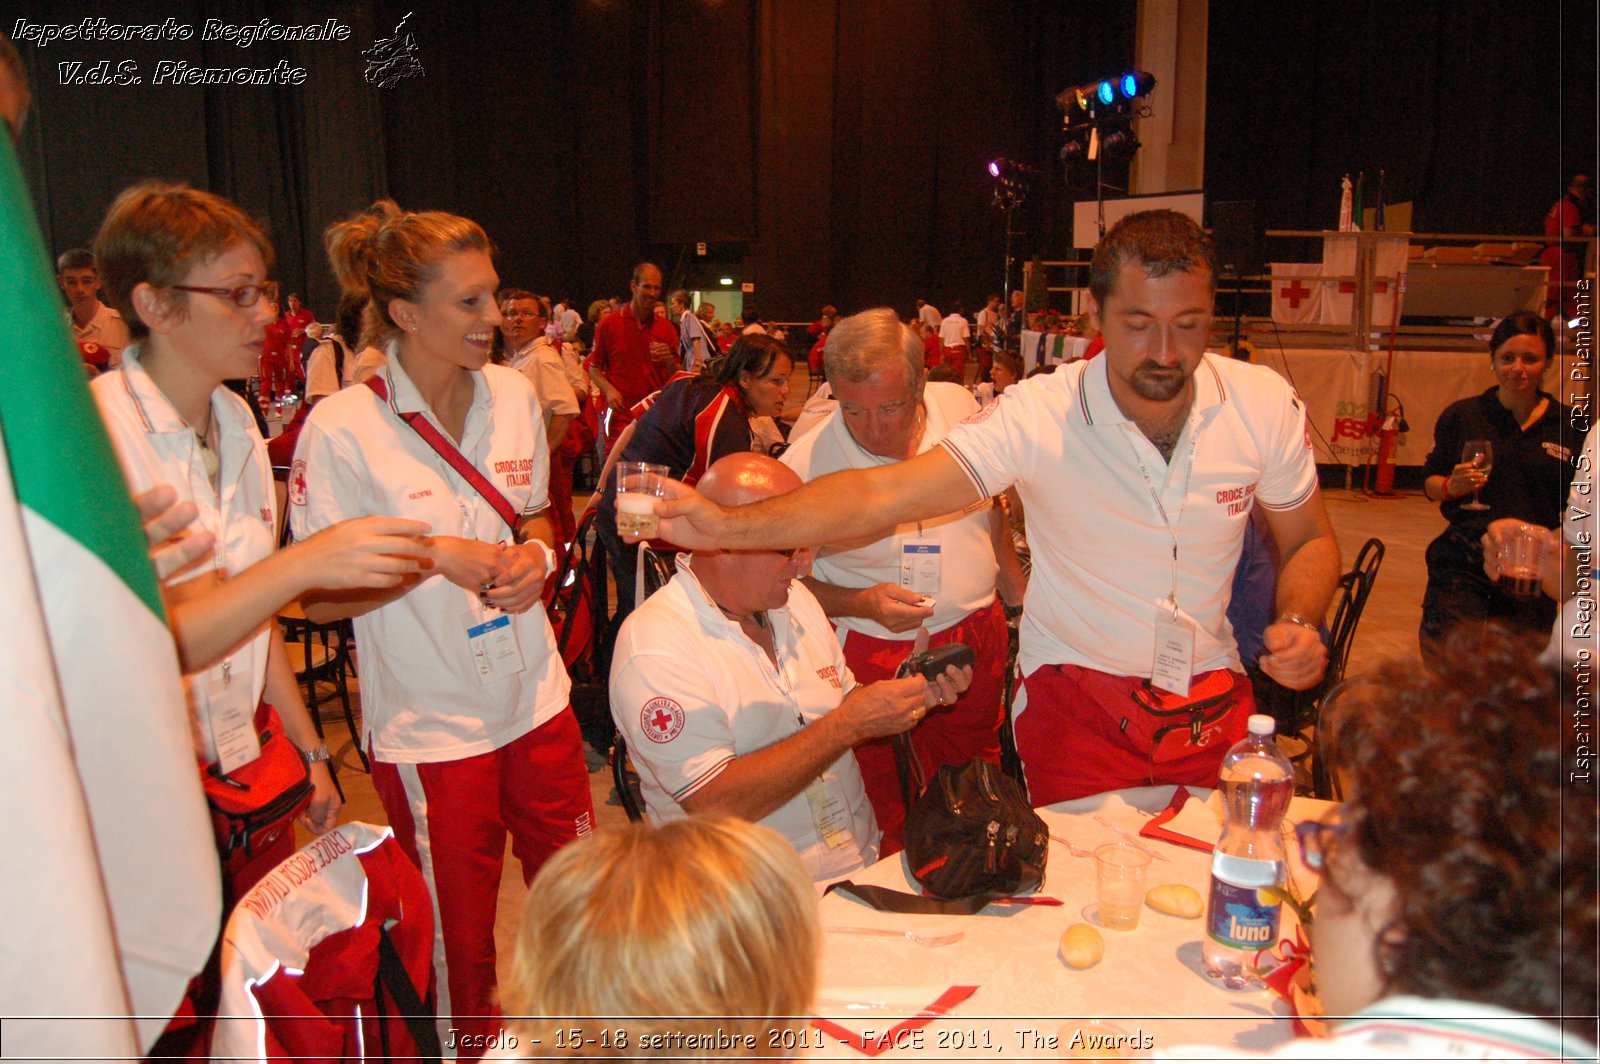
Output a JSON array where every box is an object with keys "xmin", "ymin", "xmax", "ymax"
[{"xmin": 1169, "ymin": 633, "xmax": 1596, "ymax": 1059}]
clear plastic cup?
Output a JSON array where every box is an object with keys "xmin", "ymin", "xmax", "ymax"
[
  {"xmin": 1497, "ymin": 525, "xmax": 1547, "ymax": 598},
  {"xmin": 616, "ymin": 461, "xmax": 670, "ymax": 539},
  {"xmin": 1094, "ymin": 843, "xmax": 1151, "ymax": 931}
]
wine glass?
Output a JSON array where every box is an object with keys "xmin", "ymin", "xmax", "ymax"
[{"xmin": 1460, "ymin": 439, "xmax": 1493, "ymax": 511}]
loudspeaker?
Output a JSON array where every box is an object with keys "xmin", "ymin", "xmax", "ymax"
[{"xmin": 1210, "ymin": 200, "xmax": 1262, "ymax": 278}]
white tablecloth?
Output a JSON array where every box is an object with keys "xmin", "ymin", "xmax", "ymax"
[{"xmin": 812, "ymin": 786, "xmax": 1333, "ymax": 1060}]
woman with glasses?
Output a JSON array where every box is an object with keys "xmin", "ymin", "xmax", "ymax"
[
  {"xmin": 90, "ymin": 182, "xmax": 429, "ymax": 899},
  {"xmin": 294, "ymin": 200, "xmax": 595, "ymax": 1056},
  {"xmin": 594, "ymin": 332, "xmax": 793, "ymax": 620},
  {"xmin": 1171, "ymin": 636, "xmax": 1596, "ymax": 1060}
]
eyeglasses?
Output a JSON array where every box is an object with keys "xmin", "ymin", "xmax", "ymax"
[
  {"xmin": 502, "ymin": 308, "xmax": 545, "ymax": 319},
  {"xmin": 170, "ymin": 280, "xmax": 280, "ymax": 309},
  {"xmin": 1294, "ymin": 815, "xmax": 1351, "ymax": 872}
]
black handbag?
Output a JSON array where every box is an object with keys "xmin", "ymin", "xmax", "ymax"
[
  {"xmin": 826, "ymin": 759, "xmax": 1049, "ymax": 914},
  {"xmin": 904, "ymin": 759, "xmax": 1048, "ymax": 898}
]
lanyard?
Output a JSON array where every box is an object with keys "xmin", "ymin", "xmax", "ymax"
[
  {"xmin": 1126, "ymin": 418, "xmax": 1200, "ymax": 619},
  {"xmin": 363, "ymin": 372, "xmax": 519, "ymax": 535},
  {"xmin": 688, "ymin": 564, "xmax": 799, "ymax": 705}
]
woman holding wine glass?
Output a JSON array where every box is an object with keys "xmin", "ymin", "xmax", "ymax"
[{"xmin": 1419, "ymin": 312, "xmax": 1575, "ymax": 650}]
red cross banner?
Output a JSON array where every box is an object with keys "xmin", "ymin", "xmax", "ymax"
[
  {"xmin": 1270, "ymin": 263, "xmax": 1324, "ymax": 324},
  {"xmin": 1320, "ymin": 234, "xmax": 1409, "ymax": 327}
]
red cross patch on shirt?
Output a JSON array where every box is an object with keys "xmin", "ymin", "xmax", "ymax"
[
  {"xmin": 640, "ymin": 696, "xmax": 685, "ymax": 744},
  {"xmin": 288, "ymin": 459, "xmax": 308, "ymax": 507}
]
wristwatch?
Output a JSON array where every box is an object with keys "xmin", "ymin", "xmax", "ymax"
[
  {"xmin": 527, "ymin": 537, "xmax": 557, "ymax": 575},
  {"xmin": 299, "ymin": 744, "xmax": 332, "ymax": 766}
]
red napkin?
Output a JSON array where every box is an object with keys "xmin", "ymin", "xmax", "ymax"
[
  {"xmin": 1138, "ymin": 786, "xmax": 1215, "ymax": 853},
  {"xmin": 812, "ymin": 985, "xmax": 979, "ymax": 1057}
]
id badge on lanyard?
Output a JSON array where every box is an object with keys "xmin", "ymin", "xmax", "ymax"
[
  {"xmin": 197, "ymin": 478, "xmax": 261, "ymax": 773},
  {"xmin": 899, "ymin": 535, "xmax": 941, "ymax": 596},
  {"xmin": 1152, "ymin": 603, "xmax": 1196, "ymax": 695},
  {"xmin": 805, "ymin": 776, "xmax": 855, "ymax": 849},
  {"xmin": 1130, "ymin": 423, "xmax": 1200, "ymax": 695},
  {"xmin": 205, "ymin": 665, "xmax": 261, "ymax": 774},
  {"xmin": 463, "ymin": 603, "xmax": 526, "ymax": 684}
]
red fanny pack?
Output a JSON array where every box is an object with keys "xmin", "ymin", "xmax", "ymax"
[
  {"xmin": 202, "ymin": 702, "xmax": 312, "ymax": 872},
  {"xmin": 1121, "ymin": 670, "xmax": 1241, "ymax": 763}
]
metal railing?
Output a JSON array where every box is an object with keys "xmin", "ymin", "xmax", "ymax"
[{"xmin": 1020, "ymin": 231, "xmax": 1595, "ymax": 354}]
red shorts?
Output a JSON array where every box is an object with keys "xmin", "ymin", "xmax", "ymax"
[
  {"xmin": 1015, "ymin": 665, "xmax": 1251, "ymax": 805},
  {"xmin": 841, "ymin": 600, "xmax": 1007, "ymax": 855}
]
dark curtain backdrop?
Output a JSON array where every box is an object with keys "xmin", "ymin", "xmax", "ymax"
[
  {"xmin": 1206, "ymin": 0, "xmax": 1598, "ymax": 258},
  {"xmin": 11, "ymin": 0, "xmax": 1135, "ymax": 321},
  {"xmin": 12, "ymin": 0, "xmax": 1592, "ymax": 322}
]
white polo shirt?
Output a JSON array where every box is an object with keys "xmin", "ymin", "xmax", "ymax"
[
  {"xmin": 918, "ymin": 304, "xmax": 942, "ymax": 331},
  {"xmin": 610, "ymin": 558, "xmax": 880, "ymax": 883},
  {"xmin": 939, "ymin": 313, "xmax": 970, "ymax": 348},
  {"xmin": 303, "ymin": 338, "xmax": 357, "ymax": 403},
  {"xmin": 942, "ymin": 353, "xmax": 1318, "ymax": 679},
  {"xmin": 781, "ymin": 381, "xmax": 997, "ymax": 640},
  {"xmin": 976, "ymin": 306, "xmax": 1000, "ymax": 343},
  {"xmin": 92, "ymin": 348, "xmax": 278, "ymax": 761},
  {"xmin": 291, "ymin": 356, "xmax": 570, "ymax": 763},
  {"xmin": 509, "ymin": 337, "xmax": 580, "ymax": 427},
  {"xmin": 70, "ymin": 302, "xmax": 131, "ymax": 367}
]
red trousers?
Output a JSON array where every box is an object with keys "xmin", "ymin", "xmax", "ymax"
[
  {"xmin": 548, "ymin": 449, "xmax": 576, "ymax": 550},
  {"xmin": 258, "ymin": 353, "xmax": 292, "ymax": 402},
  {"xmin": 841, "ymin": 600, "xmax": 1007, "ymax": 855},
  {"xmin": 1015, "ymin": 664, "xmax": 1252, "ymax": 805},
  {"xmin": 942, "ymin": 346, "xmax": 967, "ymax": 377},
  {"xmin": 371, "ymin": 711, "xmax": 595, "ymax": 1058}
]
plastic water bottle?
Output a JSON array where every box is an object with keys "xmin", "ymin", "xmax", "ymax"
[{"xmin": 1203, "ymin": 713, "xmax": 1294, "ymax": 989}]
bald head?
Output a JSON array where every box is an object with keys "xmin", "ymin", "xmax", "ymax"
[
  {"xmin": 698, "ymin": 453, "xmax": 802, "ymax": 509},
  {"xmin": 693, "ymin": 454, "xmax": 809, "ymax": 612}
]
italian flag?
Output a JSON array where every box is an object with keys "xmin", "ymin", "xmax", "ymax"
[{"xmin": 0, "ymin": 139, "xmax": 220, "ymax": 1052}]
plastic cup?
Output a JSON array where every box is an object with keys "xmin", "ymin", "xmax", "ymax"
[
  {"xmin": 1093, "ymin": 843, "xmax": 1150, "ymax": 931},
  {"xmin": 616, "ymin": 461, "xmax": 670, "ymax": 539},
  {"xmin": 1497, "ymin": 525, "xmax": 1547, "ymax": 598}
]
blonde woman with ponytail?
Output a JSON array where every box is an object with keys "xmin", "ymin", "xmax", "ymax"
[{"xmin": 291, "ymin": 201, "xmax": 595, "ymax": 1055}]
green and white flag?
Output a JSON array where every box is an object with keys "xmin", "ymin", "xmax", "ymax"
[{"xmin": 0, "ymin": 138, "xmax": 219, "ymax": 1052}]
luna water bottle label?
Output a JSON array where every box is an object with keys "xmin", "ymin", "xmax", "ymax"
[{"xmin": 1206, "ymin": 877, "xmax": 1281, "ymax": 950}]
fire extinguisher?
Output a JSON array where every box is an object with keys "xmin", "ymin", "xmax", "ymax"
[{"xmin": 1372, "ymin": 396, "xmax": 1407, "ymax": 498}]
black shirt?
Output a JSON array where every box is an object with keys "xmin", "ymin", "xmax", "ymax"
[{"xmin": 1423, "ymin": 387, "xmax": 1576, "ymax": 532}]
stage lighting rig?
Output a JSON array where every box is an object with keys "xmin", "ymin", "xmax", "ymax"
[
  {"xmin": 1054, "ymin": 69, "xmax": 1156, "ymax": 126},
  {"xmin": 1055, "ymin": 71, "xmax": 1154, "ymax": 163},
  {"xmin": 988, "ymin": 158, "xmax": 1037, "ymax": 214},
  {"xmin": 1054, "ymin": 68, "xmax": 1157, "ymax": 238},
  {"xmin": 987, "ymin": 158, "xmax": 1039, "ymax": 186},
  {"xmin": 986, "ymin": 158, "xmax": 1038, "ymax": 344}
]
